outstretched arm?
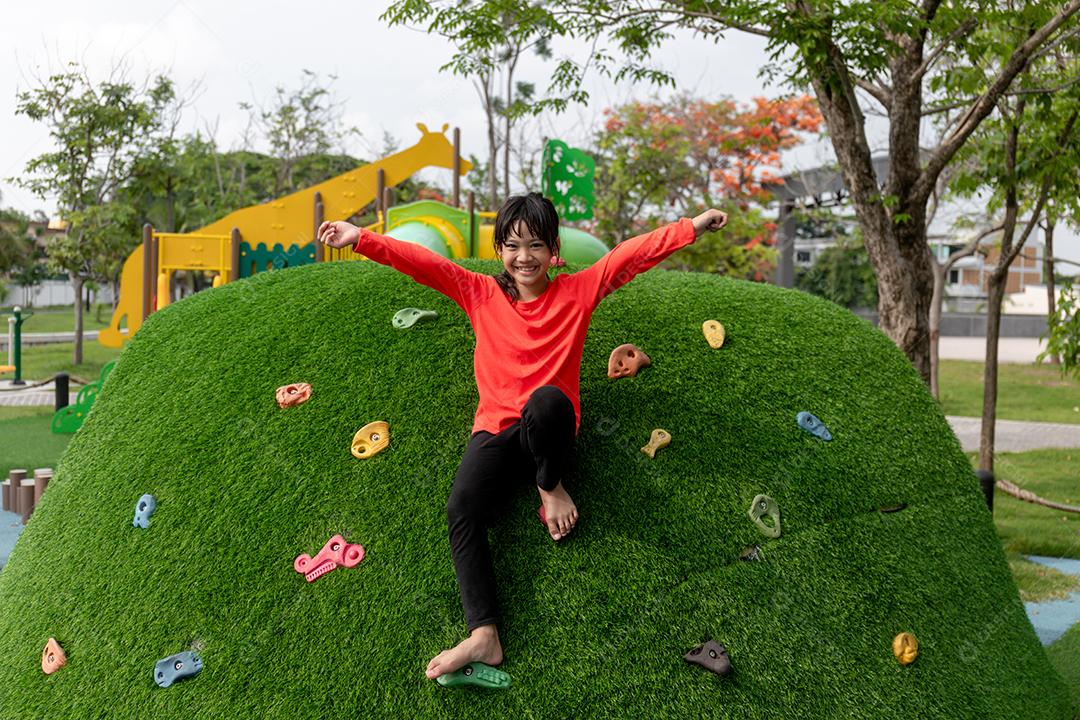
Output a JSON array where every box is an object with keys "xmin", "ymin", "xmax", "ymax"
[
  {"xmin": 575, "ymin": 209, "xmax": 728, "ymax": 307},
  {"xmin": 319, "ymin": 221, "xmax": 484, "ymax": 312}
]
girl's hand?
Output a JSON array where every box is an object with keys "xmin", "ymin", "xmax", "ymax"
[
  {"xmin": 318, "ymin": 221, "xmax": 361, "ymax": 249},
  {"xmin": 692, "ymin": 209, "xmax": 728, "ymax": 238}
]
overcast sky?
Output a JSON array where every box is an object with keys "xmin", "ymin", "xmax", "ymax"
[{"xmin": 3, "ymin": 0, "xmax": 1077, "ymax": 270}]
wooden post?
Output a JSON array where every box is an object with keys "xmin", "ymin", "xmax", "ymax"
[
  {"xmin": 33, "ymin": 468, "xmax": 52, "ymax": 508},
  {"xmin": 453, "ymin": 127, "xmax": 461, "ymax": 208},
  {"xmin": 230, "ymin": 228, "xmax": 241, "ymax": 281},
  {"xmin": 19, "ymin": 479, "xmax": 34, "ymax": 524},
  {"xmin": 376, "ymin": 168, "xmax": 386, "ymax": 219},
  {"xmin": 314, "ymin": 192, "xmax": 325, "ymax": 263},
  {"xmin": 3, "ymin": 469, "xmax": 26, "ymax": 513},
  {"xmin": 142, "ymin": 224, "xmax": 154, "ymax": 320},
  {"xmin": 467, "ymin": 191, "xmax": 476, "ymax": 257}
]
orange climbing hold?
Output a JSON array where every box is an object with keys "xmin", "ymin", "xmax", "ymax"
[
  {"xmin": 42, "ymin": 637, "xmax": 66, "ymax": 675},
  {"xmin": 276, "ymin": 383, "xmax": 312, "ymax": 408},
  {"xmin": 892, "ymin": 632, "xmax": 919, "ymax": 665},
  {"xmin": 607, "ymin": 344, "xmax": 651, "ymax": 379}
]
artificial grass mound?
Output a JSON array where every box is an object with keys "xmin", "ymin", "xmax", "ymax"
[{"xmin": 0, "ymin": 259, "xmax": 1072, "ymax": 719}]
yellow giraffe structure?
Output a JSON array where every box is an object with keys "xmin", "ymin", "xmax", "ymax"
[{"xmin": 99, "ymin": 123, "xmax": 470, "ymax": 348}]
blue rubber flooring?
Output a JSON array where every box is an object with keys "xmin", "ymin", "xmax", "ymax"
[
  {"xmin": 1024, "ymin": 555, "xmax": 1080, "ymax": 646},
  {"xmin": 0, "ymin": 508, "xmax": 22, "ymax": 570}
]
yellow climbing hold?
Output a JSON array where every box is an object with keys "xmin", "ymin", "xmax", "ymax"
[
  {"xmin": 892, "ymin": 632, "xmax": 918, "ymax": 665},
  {"xmin": 351, "ymin": 421, "xmax": 390, "ymax": 459},
  {"xmin": 640, "ymin": 429, "xmax": 671, "ymax": 459},
  {"xmin": 702, "ymin": 320, "xmax": 725, "ymax": 349}
]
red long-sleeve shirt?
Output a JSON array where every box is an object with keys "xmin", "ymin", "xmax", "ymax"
[{"xmin": 355, "ymin": 218, "xmax": 697, "ymax": 436}]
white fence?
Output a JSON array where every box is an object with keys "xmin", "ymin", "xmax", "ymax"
[{"xmin": 2, "ymin": 280, "xmax": 115, "ymax": 308}]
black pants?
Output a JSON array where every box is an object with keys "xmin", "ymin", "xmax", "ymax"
[{"xmin": 447, "ymin": 385, "xmax": 576, "ymax": 631}]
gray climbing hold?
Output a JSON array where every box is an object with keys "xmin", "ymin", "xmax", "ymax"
[
  {"xmin": 796, "ymin": 411, "xmax": 832, "ymax": 441},
  {"xmin": 684, "ymin": 640, "xmax": 732, "ymax": 677},
  {"xmin": 154, "ymin": 651, "xmax": 202, "ymax": 688},
  {"xmin": 392, "ymin": 308, "xmax": 438, "ymax": 329},
  {"xmin": 748, "ymin": 494, "xmax": 781, "ymax": 538},
  {"xmin": 133, "ymin": 494, "xmax": 157, "ymax": 529}
]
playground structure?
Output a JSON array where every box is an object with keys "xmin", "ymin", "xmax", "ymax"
[{"xmin": 99, "ymin": 124, "xmax": 609, "ymax": 348}]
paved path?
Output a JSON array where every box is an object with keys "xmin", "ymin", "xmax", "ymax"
[
  {"xmin": 946, "ymin": 416, "xmax": 1080, "ymax": 452},
  {"xmin": 939, "ymin": 336, "xmax": 1047, "ymax": 364}
]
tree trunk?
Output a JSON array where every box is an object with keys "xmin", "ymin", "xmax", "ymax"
[
  {"xmin": 72, "ymin": 276, "xmax": 84, "ymax": 366},
  {"xmin": 1044, "ymin": 213, "xmax": 1058, "ymax": 364},
  {"xmin": 929, "ymin": 261, "xmax": 947, "ymax": 399},
  {"xmin": 979, "ymin": 275, "xmax": 1006, "ymax": 473}
]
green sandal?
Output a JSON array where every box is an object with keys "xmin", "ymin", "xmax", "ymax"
[{"xmin": 436, "ymin": 662, "xmax": 512, "ymax": 689}]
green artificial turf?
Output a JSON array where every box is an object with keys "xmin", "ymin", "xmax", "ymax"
[
  {"xmin": 1048, "ymin": 623, "xmax": 1080, "ymax": 713},
  {"xmin": 0, "ymin": 260, "xmax": 1072, "ymax": 719}
]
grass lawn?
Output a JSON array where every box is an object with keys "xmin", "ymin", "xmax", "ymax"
[
  {"xmin": 939, "ymin": 360, "xmax": 1080, "ymax": 424},
  {"xmin": 6, "ymin": 340, "xmax": 121, "ymax": 384},
  {"xmin": 1, "ymin": 306, "xmax": 111, "ymax": 334},
  {"xmin": 0, "ymin": 409, "xmax": 70, "ymax": 479}
]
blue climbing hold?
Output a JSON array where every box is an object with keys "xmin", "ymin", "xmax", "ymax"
[
  {"xmin": 796, "ymin": 411, "xmax": 832, "ymax": 441},
  {"xmin": 154, "ymin": 651, "xmax": 202, "ymax": 688},
  {"xmin": 133, "ymin": 494, "xmax": 157, "ymax": 529}
]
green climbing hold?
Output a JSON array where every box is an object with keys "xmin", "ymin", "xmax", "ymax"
[
  {"xmin": 436, "ymin": 662, "xmax": 512, "ymax": 690},
  {"xmin": 392, "ymin": 308, "xmax": 438, "ymax": 329},
  {"xmin": 748, "ymin": 494, "xmax": 782, "ymax": 538}
]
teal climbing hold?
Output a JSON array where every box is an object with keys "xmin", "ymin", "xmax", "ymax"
[
  {"xmin": 392, "ymin": 308, "xmax": 438, "ymax": 329},
  {"xmin": 748, "ymin": 494, "xmax": 782, "ymax": 538},
  {"xmin": 436, "ymin": 662, "xmax": 512, "ymax": 689}
]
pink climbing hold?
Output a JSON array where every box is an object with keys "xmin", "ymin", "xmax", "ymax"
[
  {"xmin": 294, "ymin": 534, "xmax": 365, "ymax": 583},
  {"xmin": 276, "ymin": 383, "xmax": 312, "ymax": 408}
]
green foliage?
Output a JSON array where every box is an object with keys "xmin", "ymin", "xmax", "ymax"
[
  {"xmin": 1039, "ymin": 276, "xmax": 1080, "ymax": 378},
  {"xmin": 796, "ymin": 233, "xmax": 879, "ymax": 310},
  {"xmin": 0, "ymin": 206, "xmax": 35, "ymax": 278},
  {"xmin": 11, "ymin": 64, "xmax": 176, "ymax": 289}
]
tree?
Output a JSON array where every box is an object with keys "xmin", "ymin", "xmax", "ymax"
[
  {"xmin": 796, "ymin": 233, "xmax": 879, "ymax": 310},
  {"xmin": 382, "ymin": 2, "xmax": 552, "ymax": 209},
  {"xmin": 389, "ymin": 0, "xmax": 1080, "ymax": 383},
  {"xmin": 591, "ymin": 94, "xmax": 822, "ymax": 277},
  {"xmin": 945, "ymin": 51, "xmax": 1080, "ymax": 471},
  {"xmin": 12, "ymin": 63, "xmax": 175, "ymax": 364},
  {"xmin": 1039, "ymin": 275, "xmax": 1080, "ymax": 377}
]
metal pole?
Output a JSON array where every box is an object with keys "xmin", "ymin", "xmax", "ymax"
[
  {"xmin": 142, "ymin": 224, "xmax": 154, "ymax": 320},
  {"xmin": 12, "ymin": 307, "xmax": 24, "ymax": 386},
  {"xmin": 314, "ymin": 192, "xmax": 325, "ymax": 263},
  {"xmin": 231, "ymin": 228, "xmax": 242, "ymax": 281},
  {"xmin": 376, "ymin": 168, "xmax": 386, "ymax": 219},
  {"xmin": 453, "ymin": 127, "xmax": 461, "ymax": 208},
  {"xmin": 467, "ymin": 191, "xmax": 476, "ymax": 257}
]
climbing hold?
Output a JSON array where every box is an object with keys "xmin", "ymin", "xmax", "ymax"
[
  {"xmin": 607, "ymin": 344, "xmax": 651, "ymax": 379},
  {"xmin": 351, "ymin": 421, "xmax": 390, "ymax": 459},
  {"xmin": 640, "ymin": 429, "xmax": 671, "ymax": 459},
  {"xmin": 702, "ymin": 320, "xmax": 726, "ymax": 349},
  {"xmin": 392, "ymin": 308, "xmax": 438, "ymax": 329},
  {"xmin": 154, "ymin": 651, "xmax": 203, "ymax": 688},
  {"xmin": 294, "ymin": 534, "xmax": 365, "ymax": 583},
  {"xmin": 133, "ymin": 494, "xmax": 157, "ymax": 529},
  {"xmin": 436, "ymin": 662, "xmax": 512, "ymax": 689},
  {"xmin": 684, "ymin": 640, "xmax": 732, "ymax": 677},
  {"xmin": 796, "ymin": 411, "xmax": 832, "ymax": 441},
  {"xmin": 276, "ymin": 383, "xmax": 312, "ymax": 408},
  {"xmin": 41, "ymin": 638, "xmax": 67, "ymax": 675},
  {"xmin": 748, "ymin": 495, "xmax": 781, "ymax": 538},
  {"xmin": 879, "ymin": 503, "xmax": 907, "ymax": 514},
  {"xmin": 739, "ymin": 545, "xmax": 762, "ymax": 562},
  {"xmin": 892, "ymin": 632, "xmax": 919, "ymax": 665}
]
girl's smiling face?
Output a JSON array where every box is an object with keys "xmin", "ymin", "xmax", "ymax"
[{"xmin": 500, "ymin": 221, "xmax": 554, "ymax": 295}]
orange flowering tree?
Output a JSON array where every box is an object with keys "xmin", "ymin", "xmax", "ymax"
[{"xmin": 591, "ymin": 94, "xmax": 822, "ymax": 280}]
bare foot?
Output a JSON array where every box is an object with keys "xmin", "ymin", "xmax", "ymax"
[
  {"xmin": 425, "ymin": 625, "xmax": 503, "ymax": 680},
  {"xmin": 538, "ymin": 481, "xmax": 579, "ymax": 541}
]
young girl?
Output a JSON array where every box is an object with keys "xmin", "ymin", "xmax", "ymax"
[{"xmin": 318, "ymin": 193, "xmax": 727, "ymax": 681}]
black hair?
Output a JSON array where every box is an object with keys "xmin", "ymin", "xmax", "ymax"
[{"xmin": 493, "ymin": 192, "xmax": 561, "ymax": 302}]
